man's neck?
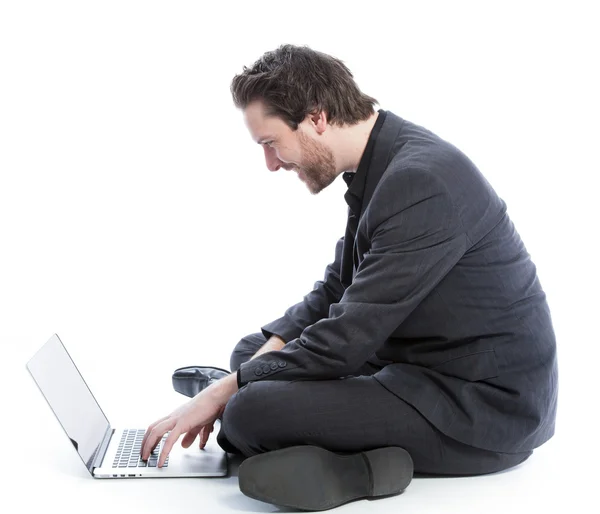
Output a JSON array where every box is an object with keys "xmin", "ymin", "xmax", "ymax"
[{"xmin": 334, "ymin": 111, "xmax": 380, "ymax": 175}]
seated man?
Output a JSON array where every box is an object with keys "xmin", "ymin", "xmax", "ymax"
[{"xmin": 141, "ymin": 44, "xmax": 558, "ymax": 511}]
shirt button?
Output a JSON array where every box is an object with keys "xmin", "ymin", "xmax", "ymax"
[
  {"xmin": 278, "ymin": 361, "xmax": 286, "ymax": 368},
  {"xmin": 254, "ymin": 369, "xmax": 263, "ymax": 376},
  {"xmin": 270, "ymin": 362, "xmax": 278, "ymax": 370},
  {"xmin": 262, "ymin": 365, "xmax": 271, "ymax": 374}
]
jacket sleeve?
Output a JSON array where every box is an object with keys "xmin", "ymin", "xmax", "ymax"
[
  {"xmin": 238, "ymin": 169, "xmax": 469, "ymax": 387},
  {"xmin": 259, "ymin": 236, "xmax": 346, "ymax": 342}
]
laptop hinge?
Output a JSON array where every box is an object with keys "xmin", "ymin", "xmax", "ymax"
[{"xmin": 90, "ymin": 425, "xmax": 115, "ymax": 472}]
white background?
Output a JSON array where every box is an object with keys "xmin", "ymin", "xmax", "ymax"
[{"xmin": 1, "ymin": 1, "xmax": 598, "ymax": 512}]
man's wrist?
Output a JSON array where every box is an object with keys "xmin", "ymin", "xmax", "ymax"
[
  {"xmin": 250, "ymin": 336, "xmax": 286, "ymax": 361},
  {"xmin": 209, "ymin": 371, "xmax": 239, "ymax": 403}
]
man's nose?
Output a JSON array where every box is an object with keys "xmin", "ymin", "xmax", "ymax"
[{"xmin": 264, "ymin": 147, "xmax": 282, "ymax": 172}]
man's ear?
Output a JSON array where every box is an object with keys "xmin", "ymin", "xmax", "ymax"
[{"xmin": 308, "ymin": 109, "xmax": 328, "ymax": 135}]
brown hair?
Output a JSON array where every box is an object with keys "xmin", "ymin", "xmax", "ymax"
[{"xmin": 230, "ymin": 44, "xmax": 378, "ymax": 130}]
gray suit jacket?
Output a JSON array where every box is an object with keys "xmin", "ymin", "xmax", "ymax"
[{"xmin": 237, "ymin": 110, "xmax": 558, "ymax": 454}]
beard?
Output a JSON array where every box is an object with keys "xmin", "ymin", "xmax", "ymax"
[{"xmin": 294, "ymin": 130, "xmax": 338, "ymax": 195}]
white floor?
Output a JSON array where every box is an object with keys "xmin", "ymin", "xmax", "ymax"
[{"xmin": 5, "ymin": 335, "xmax": 594, "ymax": 514}]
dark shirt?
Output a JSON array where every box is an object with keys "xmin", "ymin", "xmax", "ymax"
[
  {"xmin": 340, "ymin": 109, "xmax": 387, "ymax": 287},
  {"xmin": 343, "ymin": 109, "xmax": 387, "ymax": 217}
]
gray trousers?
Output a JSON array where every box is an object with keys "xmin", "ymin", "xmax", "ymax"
[{"xmin": 216, "ymin": 333, "xmax": 532, "ymax": 475}]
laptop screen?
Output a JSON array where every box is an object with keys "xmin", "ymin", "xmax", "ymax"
[{"xmin": 27, "ymin": 334, "xmax": 110, "ymax": 473}]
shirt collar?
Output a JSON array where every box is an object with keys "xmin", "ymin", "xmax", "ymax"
[{"xmin": 343, "ymin": 109, "xmax": 387, "ymax": 213}]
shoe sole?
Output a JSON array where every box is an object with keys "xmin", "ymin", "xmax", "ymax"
[{"xmin": 238, "ymin": 445, "xmax": 413, "ymax": 511}]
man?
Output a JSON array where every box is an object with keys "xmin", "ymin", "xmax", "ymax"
[{"xmin": 140, "ymin": 44, "xmax": 558, "ymax": 511}]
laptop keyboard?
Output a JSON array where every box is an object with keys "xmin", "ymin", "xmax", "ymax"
[{"xmin": 112, "ymin": 429, "xmax": 170, "ymax": 468}]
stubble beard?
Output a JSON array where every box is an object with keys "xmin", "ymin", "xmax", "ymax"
[{"xmin": 296, "ymin": 131, "xmax": 338, "ymax": 195}]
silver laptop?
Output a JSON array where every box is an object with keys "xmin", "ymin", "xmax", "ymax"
[{"xmin": 26, "ymin": 334, "xmax": 228, "ymax": 478}]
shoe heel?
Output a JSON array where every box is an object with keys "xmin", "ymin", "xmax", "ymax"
[{"xmin": 363, "ymin": 447, "xmax": 413, "ymax": 497}]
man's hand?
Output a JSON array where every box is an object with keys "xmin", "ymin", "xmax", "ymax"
[
  {"xmin": 195, "ymin": 404, "xmax": 226, "ymax": 450},
  {"xmin": 140, "ymin": 373, "xmax": 238, "ymax": 467}
]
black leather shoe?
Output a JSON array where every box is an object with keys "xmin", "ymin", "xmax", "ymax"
[
  {"xmin": 238, "ymin": 445, "xmax": 413, "ymax": 511},
  {"xmin": 172, "ymin": 366, "xmax": 231, "ymax": 398}
]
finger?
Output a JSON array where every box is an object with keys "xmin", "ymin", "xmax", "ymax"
[
  {"xmin": 200, "ymin": 426, "xmax": 209, "ymax": 449},
  {"xmin": 201, "ymin": 421, "xmax": 216, "ymax": 449},
  {"xmin": 158, "ymin": 426, "xmax": 182, "ymax": 468},
  {"xmin": 142, "ymin": 419, "xmax": 175, "ymax": 461},
  {"xmin": 140, "ymin": 416, "xmax": 169, "ymax": 459},
  {"xmin": 181, "ymin": 426, "xmax": 202, "ymax": 448}
]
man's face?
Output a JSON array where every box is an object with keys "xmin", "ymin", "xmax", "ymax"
[{"xmin": 243, "ymin": 100, "xmax": 338, "ymax": 195}]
